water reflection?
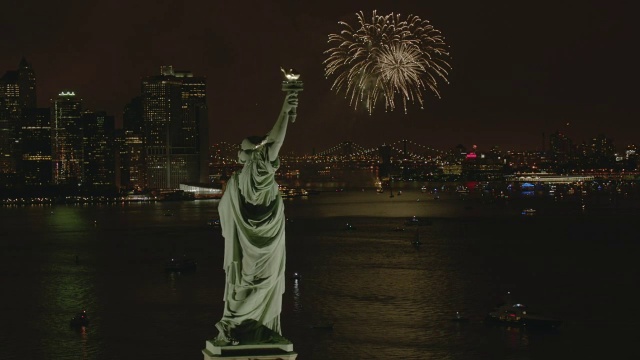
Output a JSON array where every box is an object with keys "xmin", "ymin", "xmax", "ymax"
[
  {"xmin": 80, "ymin": 325, "xmax": 89, "ymax": 360},
  {"xmin": 36, "ymin": 205, "xmax": 102, "ymax": 359},
  {"xmin": 168, "ymin": 271, "xmax": 178, "ymax": 293},
  {"xmin": 292, "ymin": 278, "xmax": 302, "ymax": 312},
  {"xmin": 504, "ymin": 326, "xmax": 530, "ymax": 348}
]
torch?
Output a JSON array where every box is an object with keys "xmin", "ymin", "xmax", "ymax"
[{"xmin": 280, "ymin": 67, "xmax": 303, "ymax": 123}]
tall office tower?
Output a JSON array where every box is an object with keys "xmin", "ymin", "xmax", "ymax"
[
  {"xmin": 0, "ymin": 100, "xmax": 15, "ymax": 178},
  {"xmin": 549, "ymin": 131, "xmax": 572, "ymax": 165},
  {"xmin": 0, "ymin": 58, "xmax": 37, "ymax": 179},
  {"xmin": 0, "ymin": 70, "xmax": 21, "ymax": 177},
  {"xmin": 20, "ymin": 108, "xmax": 51, "ymax": 186},
  {"xmin": 113, "ymin": 128, "xmax": 124, "ymax": 189},
  {"xmin": 141, "ymin": 66, "xmax": 208, "ymax": 190},
  {"xmin": 175, "ymin": 70, "xmax": 209, "ymax": 184},
  {"xmin": 51, "ymin": 91, "xmax": 83, "ymax": 185},
  {"xmin": 588, "ymin": 134, "xmax": 616, "ymax": 169},
  {"xmin": 121, "ymin": 96, "xmax": 145, "ymax": 190},
  {"xmin": 17, "ymin": 58, "xmax": 37, "ymax": 109},
  {"xmin": 82, "ymin": 110, "xmax": 116, "ymax": 188},
  {"xmin": 624, "ymin": 144, "xmax": 638, "ymax": 171}
]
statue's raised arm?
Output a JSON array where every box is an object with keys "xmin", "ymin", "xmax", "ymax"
[
  {"xmin": 265, "ymin": 68, "xmax": 303, "ymax": 161},
  {"xmin": 265, "ymin": 92, "xmax": 298, "ymax": 161}
]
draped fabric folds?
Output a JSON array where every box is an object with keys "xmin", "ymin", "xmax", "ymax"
[{"xmin": 215, "ymin": 145, "xmax": 286, "ymax": 343}]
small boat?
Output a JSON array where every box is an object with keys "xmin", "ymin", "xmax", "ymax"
[
  {"xmin": 164, "ymin": 210, "xmax": 174, "ymax": 216},
  {"xmin": 521, "ymin": 208, "xmax": 537, "ymax": 216},
  {"xmin": 165, "ymin": 256, "xmax": 197, "ymax": 272},
  {"xmin": 279, "ymin": 186, "xmax": 309, "ymax": 198},
  {"xmin": 405, "ymin": 216, "xmax": 432, "ymax": 226},
  {"xmin": 291, "ymin": 272, "xmax": 301, "ymax": 280},
  {"xmin": 207, "ymin": 218, "xmax": 221, "ymax": 227},
  {"xmin": 485, "ymin": 302, "xmax": 561, "ymax": 329},
  {"xmin": 405, "ymin": 216, "xmax": 420, "ymax": 225},
  {"xmin": 69, "ymin": 310, "xmax": 89, "ymax": 327},
  {"xmin": 451, "ymin": 311, "xmax": 469, "ymax": 323}
]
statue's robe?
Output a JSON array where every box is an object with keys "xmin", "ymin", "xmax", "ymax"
[{"xmin": 215, "ymin": 145, "xmax": 286, "ymax": 342}]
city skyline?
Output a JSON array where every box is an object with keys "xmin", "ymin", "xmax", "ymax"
[{"xmin": 1, "ymin": 1, "xmax": 638, "ymax": 153}]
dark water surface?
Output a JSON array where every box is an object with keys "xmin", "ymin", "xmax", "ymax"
[{"xmin": 1, "ymin": 189, "xmax": 638, "ymax": 359}]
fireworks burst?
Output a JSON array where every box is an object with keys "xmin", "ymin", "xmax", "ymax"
[{"xmin": 323, "ymin": 10, "xmax": 451, "ymax": 114}]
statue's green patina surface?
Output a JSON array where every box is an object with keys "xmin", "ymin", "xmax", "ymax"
[{"xmin": 214, "ymin": 85, "xmax": 300, "ymax": 346}]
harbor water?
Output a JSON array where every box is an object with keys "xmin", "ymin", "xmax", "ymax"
[{"xmin": 1, "ymin": 187, "xmax": 638, "ymax": 359}]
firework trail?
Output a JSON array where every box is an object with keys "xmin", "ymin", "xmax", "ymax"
[{"xmin": 323, "ymin": 10, "xmax": 451, "ymax": 114}]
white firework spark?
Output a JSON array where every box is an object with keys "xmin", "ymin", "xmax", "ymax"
[
  {"xmin": 323, "ymin": 10, "xmax": 451, "ymax": 114},
  {"xmin": 376, "ymin": 42, "xmax": 427, "ymax": 113}
]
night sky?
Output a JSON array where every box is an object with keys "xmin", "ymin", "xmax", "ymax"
[{"xmin": 1, "ymin": 1, "xmax": 637, "ymax": 153}]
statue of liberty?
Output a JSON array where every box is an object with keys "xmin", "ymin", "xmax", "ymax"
[{"xmin": 214, "ymin": 69, "xmax": 302, "ymax": 346}]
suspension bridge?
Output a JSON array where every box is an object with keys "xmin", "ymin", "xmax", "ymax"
[{"xmin": 210, "ymin": 139, "xmax": 449, "ymax": 164}]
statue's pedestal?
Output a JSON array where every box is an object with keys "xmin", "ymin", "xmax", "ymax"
[{"xmin": 202, "ymin": 340, "xmax": 297, "ymax": 360}]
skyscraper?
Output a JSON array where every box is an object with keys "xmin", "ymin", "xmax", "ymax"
[
  {"xmin": 549, "ymin": 131, "xmax": 572, "ymax": 166},
  {"xmin": 175, "ymin": 70, "xmax": 209, "ymax": 184},
  {"xmin": 21, "ymin": 108, "xmax": 51, "ymax": 186},
  {"xmin": 0, "ymin": 58, "xmax": 37, "ymax": 178},
  {"xmin": 121, "ymin": 96, "xmax": 145, "ymax": 190},
  {"xmin": 17, "ymin": 58, "xmax": 36, "ymax": 109},
  {"xmin": 82, "ymin": 110, "xmax": 116, "ymax": 188},
  {"xmin": 51, "ymin": 91, "xmax": 83, "ymax": 185},
  {"xmin": 141, "ymin": 66, "xmax": 207, "ymax": 190},
  {"xmin": 0, "ymin": 77, "xmax": 19, "ymax": 176}
]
